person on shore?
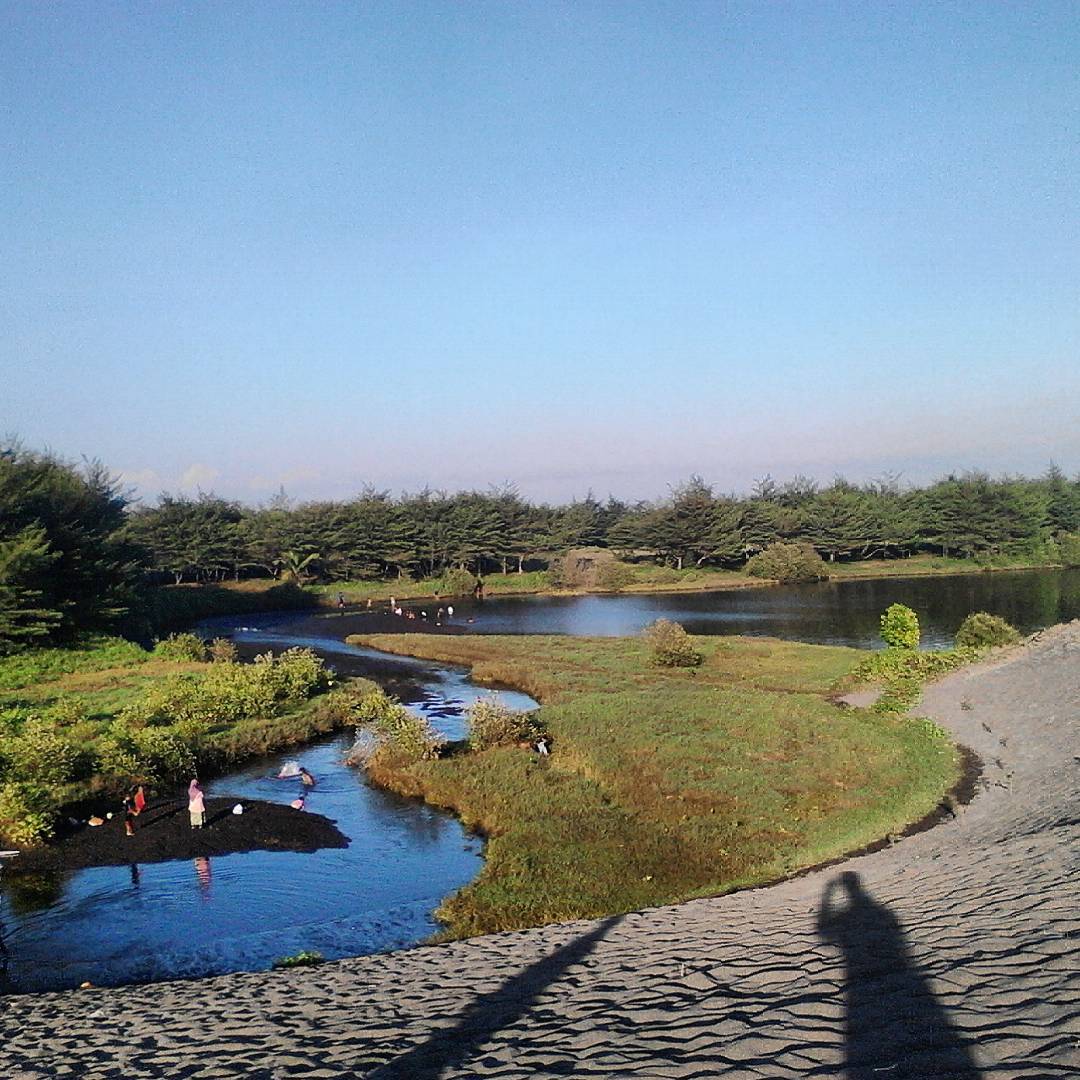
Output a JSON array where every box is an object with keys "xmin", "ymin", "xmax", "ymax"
[
  {"xmin": 337, "ymin": 592, "xmax": 346, "ymax": 609},
  {"xmin": 123, "ymin": 793, "xmax": 137, "ymax": 836},
  {"xmin": 188, "ymin": 778, "xmax": 206, "ymax": 830},
  {"xmin": 290, "ymin": 794, "xmax": 306, "ymax": 811},
  {"xmin": 446, "ymin": 605, "xmax": 454, "ymax": 619},
  {"xmin": 299, "ymin": 767, "xmax": 316, "ymax": 788}
]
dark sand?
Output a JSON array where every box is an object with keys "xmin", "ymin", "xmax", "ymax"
[
  {"xmin": 9, "ymin": 798, "xmax": 348, "ymax": 874},
  {"xmin": 2, "ymin": 622, "xmax": 1077, "ymax": 1078}
]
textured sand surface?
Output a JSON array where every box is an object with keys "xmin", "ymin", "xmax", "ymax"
[{"xmin": 3, "ymin": 624, "xmax": 1078, "ymax": 1079}]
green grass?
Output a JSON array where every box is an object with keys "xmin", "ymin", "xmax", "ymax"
[
  {"xmin": 309, "ymin": 571, "xmax": 553, "ymax": 604},
  {"xmin": 0, "ymin": 636, "xmax": 150, "ymax": 692},
  {"xmin": 348, "ymin": 633, "xmax": 960, "ymax": 938}
]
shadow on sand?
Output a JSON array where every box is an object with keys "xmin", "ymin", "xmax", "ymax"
[
  {"xmin": 817, "ymin": 871, "xmax": 982, "ymax": 1079},
  {"xmin": 367, "ymin": 915, "xmax": 622, "ymax": 1079}
]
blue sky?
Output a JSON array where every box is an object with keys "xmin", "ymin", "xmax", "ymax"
[{"xmin": 2, "ymin": 2, "xmax": 1077, "ymax": 504}]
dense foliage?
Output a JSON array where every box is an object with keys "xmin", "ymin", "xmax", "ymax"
[
  {"xmin": 0, "ymin": 444, "xmax": 141, "ymax": 653},
  {"xmin": 466, "ymin": 695, "xmax": 538, "ymax": 751},
  {"xmin": 880, "ymin": 603, "xmax": 921, "ymax": 649},
  {"xmin": 954, "ymin": 613, "xmax": 1021, "ymax": 650},
  {"xmin": 0, "ymin": 645, "xmax": 332, "ymax": 843},
  {"xmin": 745, "ymin": 542, "xmax": 828, "ymax": 582},
  {"xmin": 119, "ymin": 468, "xmax": 1080, "ymax": 590}
]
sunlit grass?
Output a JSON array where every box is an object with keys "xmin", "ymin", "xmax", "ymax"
[{"xmin": 349, "ymin": 633, "xmax": 960, "ymax": 938}]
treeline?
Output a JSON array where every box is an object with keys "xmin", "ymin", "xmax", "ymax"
[
  {"xmin": 3, "ymin": 439, "xmax": 1080, "ymax": 654},
  {"xmin": 124, "ymin": 468, "xmax": 1080, "ymax": 583}
]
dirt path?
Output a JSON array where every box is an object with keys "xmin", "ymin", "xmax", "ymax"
[{"xmin": 3, "ymin": 624, "xmax": 1077, "ymax": 1078}]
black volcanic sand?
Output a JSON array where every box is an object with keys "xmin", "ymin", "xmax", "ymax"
[{"xmin": 9, "ymin": 798, "xmax": 349, "ymax": 874}]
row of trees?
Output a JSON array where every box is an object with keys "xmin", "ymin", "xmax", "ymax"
[
  {"xmin": 123, "ymin": 467, "xmax": 1080, "ymax": 584},
  {"xmin": 3, "ymin": 439, "xmax": 1079, "ymax": 653}
]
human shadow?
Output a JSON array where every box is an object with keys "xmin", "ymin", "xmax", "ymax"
[
  {"xmin": 817, "ymin": 871, "xmax": 982, "ymax": 1079},
  {"xmin": 365, "ymin": 914, "xmax": 622, "ymax": 1079}
]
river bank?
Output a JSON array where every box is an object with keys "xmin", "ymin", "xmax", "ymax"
[
  {"xmin": 5, "ymin": 623, "xmax": 1075, "ymax": 1078},
  {"xmin": 344, "ymin": 631, "xmax": 959, "ymax": 939}
]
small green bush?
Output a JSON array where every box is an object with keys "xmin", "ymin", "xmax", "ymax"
[
  {"xmin": 0, "ymin": 718, "xmax": 76, "ymax": 788},
  {"xmin": 153, "ymin": 633, "xmax": 207, "ymax": 662},
  {"xmin": 0, "ymin": 781, "xmax": 59, "ymax": 844},
  {"xmin": 643, "ymin": 619, "xmax": 703, "ymax": 668},
  {"xmin": 208, "ymin": 637, "xmax": 238, "ymax": 663},
  {"xmin": 439, "ymin": 568, "xmax": 476, "ymax": 596},
  {"xmin": 954, "ymin": 612, "xmax": 1020, "ymax": 650},
  {"xmin": 350, "ymin": 687, "xmax": 442, "ymax": 764},
  {"xmin": 467, "ymin": 695, "xmax": 534, "ymax": 751},
  {"xmin": 272, "ymin": 950, "xmax": 324, "ymax": 969},
  {"xmin": 880, "ymin": 603, "xmax": 920, "ymax": 649},
  {"xmin": 745, "ymin": 543, "xmax": 828, "ymax": 583}
]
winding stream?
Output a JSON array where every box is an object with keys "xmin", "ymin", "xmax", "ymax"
[{"xmin": 2, "ymin": 567, "xmax": 1076, "ymax": 992}]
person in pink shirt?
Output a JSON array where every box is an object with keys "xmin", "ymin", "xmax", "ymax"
[{"xmin": 188, "ymin": 778, "xmax": 206, "ymax": 829}]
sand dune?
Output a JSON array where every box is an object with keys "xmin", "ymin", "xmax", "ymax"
[{"xmin": 3, "ymin": 623, "xmax": 1078, "ymax": 1078}]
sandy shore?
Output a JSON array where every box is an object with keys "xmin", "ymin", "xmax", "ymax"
[{"xmin": 2, "ymin": 623, "xmax": 1077, "ymax": 1078}]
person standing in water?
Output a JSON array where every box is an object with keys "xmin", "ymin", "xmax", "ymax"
[{"xmin": 188, "ymin": 778, "xmax": 206, "ymax": 829}]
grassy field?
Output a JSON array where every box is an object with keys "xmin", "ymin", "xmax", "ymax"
[{"xmin": 347, "ymin": 632, "xmax": 960, "ymax": 938}]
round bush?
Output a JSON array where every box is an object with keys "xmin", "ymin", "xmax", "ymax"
[
  {"xmin": 745, "ymin": 543, "xmax": 828, "ymax": 583},
  {"xmin": 880, "ymin": 603, "xmax": 920, "ymax": 649},
  {"xmin": 644, "ymin": 619, "xmax": 703, "ymax": 668},
  {"xmin": 954, "ymin": 612, "xmax": 1020, "ymax": 650},
  {"xmin": 153, "ymin": 633, "xmax": 207, "ymax": 662}
]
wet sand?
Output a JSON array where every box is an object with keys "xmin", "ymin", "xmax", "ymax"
[{"xmin": 2, "ymin": 622, "xmax": 1077, "ymax": 1078}]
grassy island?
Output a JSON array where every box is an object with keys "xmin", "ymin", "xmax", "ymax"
[{"xmin": 346, "ymin": 632, "xmax": 960, "ymax": 938}]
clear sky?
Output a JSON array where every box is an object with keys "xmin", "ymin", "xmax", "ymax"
[{"xmin": 2, "ymin": 1, "xmax": 1078, "ymax": 505}]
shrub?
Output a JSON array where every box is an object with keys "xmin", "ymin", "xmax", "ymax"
[
  {"xmin": 954, "ymin": 612, "xmax": 1020, "ymax": 650},
  {"xmin": 209, "ymin": 637, "xmax": 238, "ymax": 663},
  {"xmin": 0, "ymin": 718, "xmax": 76, "ymax": 789},
  {"xmin": 745, "ymin": 543, "xmax": 828, "ymax": 583},
  {"xmin": 439, "ymin": 568, "xmax": 476, "ymax": 596},
  {"xmin": 467, "ymin": 695, "xmax": 534, "ymax": 751},
  {"xmin": 643, "ymin": 619, "xmax": 703, "ymax": 668},
  {"xmin": 0, "ymin": 780, "xmax": 59, "ymax": 844},
  {"xmin": 349, "ymin": 687, "xmax": 442, "ymax": 765},
  {"xmin": 272, "ymin": 950, "xmax": 324, "ymax": 969},
  {"xmin": 153, "ymin": 633, "xmax": 207, "ymax": 662},
  {"xmin": 880, "ymin": 603, "xmax": 920, "ymax": 649}
]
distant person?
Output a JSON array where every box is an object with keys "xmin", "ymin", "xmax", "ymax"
[
  {"xmin": 473, "ymin": 578, "xmax": 485, "ymax": 600},
  {"xmin": 536, "ymin": 738, "xmax": 550, "ymax": 757},
  {"xmin": 123, "ymin": 793, "xmax": 137, "ymax": 837},
  {"xmin": 299, "ymin": 767, "xmax": 316, "ymax": 788},
  {"xmin": 390, "ymin": 595, "xmax": 396, "ymax": 610},
  {"xmin": 291, "ymin": 794, "xmax": 306, "ymax": 811},
  {"xmin": 446, "ymin": 605, "xmax": 454, "ymax": 618},
  {"xmin": 188, "ymin": 778, "xmax": 206, "ymax": 830},
  {"xmin": 337, "ymin": 592, "xmax": 346, "ymax": 609}
]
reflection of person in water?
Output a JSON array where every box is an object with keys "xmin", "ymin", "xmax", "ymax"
[{"xmin": 817, "ymin": 871, "xmax": 981, "ymax": 1079}]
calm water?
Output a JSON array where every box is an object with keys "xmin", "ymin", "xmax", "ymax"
[
  {"xmin": 444, "ymin": 567, "xmax": 1080, "ymax": 649},
  {"xmin": 2, "ymin": 567, "xmax": 1074, "ymax": 992},
  {"xmin": 0, "ymin": 627, "xmax": 535, "ymax": 994}
]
